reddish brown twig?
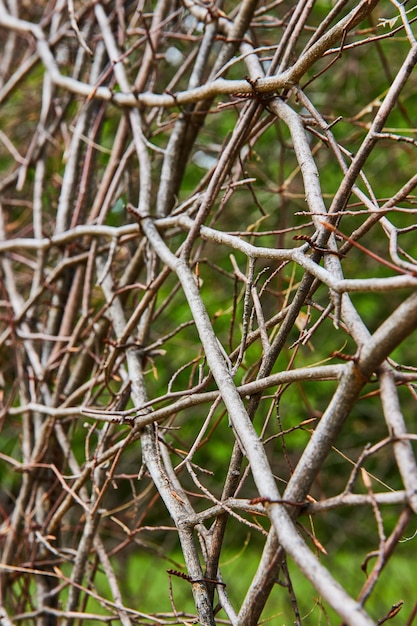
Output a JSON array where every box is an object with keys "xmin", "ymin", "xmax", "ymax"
[{"xmin": 320, "ymin": 221, "xmax": 417, "ymax": 276}]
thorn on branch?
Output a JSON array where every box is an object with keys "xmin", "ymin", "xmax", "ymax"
[
  {"xmin": 126, "ymin": 202, "xmax": 151, "ymax": 225},
  {"xmin": 231, "ymin": 75, "xmax": 279, "ymax": 111},
  {"xmin": 330, "ymin": 350, "xmax": 359, "ymax": 363},
  {"xmin": 167, "ymin": 569, "xmax": 193, "ymax": 583},
  {"xmin": 167, "ymin": 569, "xmax": 227, "ymax": 588},
  {"xmin": 249, "ymin": 496, "xmax": 307, "ymax": 509},
  {"xmin": 164, "ymin": 89, "xmax": 182, "ymax": 111},
  {"xmin": 215, "ymin": 34, "xmax": 255, "ymax": 46},
  {"xmin": 293, "ymin": 234, "xmax": 345, "ymax": 258},
  {"xmin": 377, "ymin": 600, "xmax": 403, "ymax": 624}
]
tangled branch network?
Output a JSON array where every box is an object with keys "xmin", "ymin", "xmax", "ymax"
[{"xmin": 1, "ymin": 0, "xmax": 417, "ymax": 624}]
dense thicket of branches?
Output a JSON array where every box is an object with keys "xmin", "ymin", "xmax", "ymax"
[{"xmin": 1, "ymin": 1, "xmax": 417, "ymax": 624}]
